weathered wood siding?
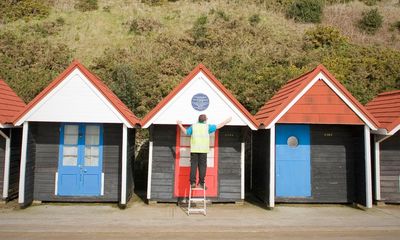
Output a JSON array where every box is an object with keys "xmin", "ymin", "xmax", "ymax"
[
  {"xmin": 251, "ymin": 129, "xmax": 270, "ymax": 204},
  {"xmin": 0, "ymin": 133, "xmax": 5, "ymax": 198},
  {"xmin": 26, "ymin": 122, "xmax": 123, "ymax": 202},
  {"xmin": 380, "ymin": 132, "xmax": 400, "ymax": 203},
  {"xmin": 8, "ymin": 128, "xmax": 22, "ymax": 200},
  {"xmin": 217, "ymin": 126, "xmax": 243, "ymax": 201},
  {"xmin": 150, "ymin": 125, "xmax": 176, "ymax": 201},
  {"xmin": 276, "ymin": 125, "xmax": 364, "ymax": 203},
  {"xmin": 311, "ymin": 125, "xmax": 363, "ymax": 203}
]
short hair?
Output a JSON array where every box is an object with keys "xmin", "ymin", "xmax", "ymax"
[{"xmin": 198, "ymin": 114, "xmax": 207, "ymax": 123}]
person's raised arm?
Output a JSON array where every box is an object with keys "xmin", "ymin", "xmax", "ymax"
[
  {"xmin": 217, "ymin": 116, "xmax": 232, "ymax": 129},
  {"xmin": 176, "ymin": 120, "xmax": 187, "ymax": 134}
]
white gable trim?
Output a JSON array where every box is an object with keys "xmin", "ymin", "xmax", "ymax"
[
  {"xmin": 388, "ymin": 124, "xmax": 400, "ymax": 135},
  {"xmin": 266, "ymin": 72, "xmax": 377, "ymax": 130},
  {"xmin": 15, "ymin": 69, "xmax": 133, "ymax": 128},
  {"xmin": 143, "ymin": 72, "xmax": 257, "ymax": 130}
]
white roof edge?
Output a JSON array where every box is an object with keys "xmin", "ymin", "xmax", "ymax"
[{"xmin": 388, "ymin": 124, "xmax": 400, "ymax": 136}]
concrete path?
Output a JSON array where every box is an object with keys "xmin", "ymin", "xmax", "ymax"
[{"xmin": 1, "ymin": 197, "xmax": 400, "ymax": 239}]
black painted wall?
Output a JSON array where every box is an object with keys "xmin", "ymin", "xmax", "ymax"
[
  {"xmin": 251, "ymin": 129, "xmax": 270, "ymax": 204},
  {"xmin": 23, "ymin": 122, "xmax": 126, "ymax": 204},
  {"xmin": 252, "ymin": 124, "xmax": 365, "ymax": 204},
  {"xmin": 380, "ymin": 132, "xmax": 400, "ymax": 203},
  {"xmin": 8, "ymin": 128, "xmax": 22, "ymax": 200},
  {"xmin": 126, "ymin": 128, "xmax": 136, "ymax": 203},
  {"xmin": 23, "ymin": 124, "xmax": 36, "ymax": 207},
  {"xmin": 218, "ymin": 126, "xmax": 243, "ymax": 201},
  {"xmin": 0, "ymin": 133, "xmax": 5, "ymax": 198},
  {"xmin": 149, "ymin": 125, "xmax": 176, "ymax": 201}
]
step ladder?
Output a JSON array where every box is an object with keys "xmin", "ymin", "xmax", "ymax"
[{"xmin": 187, "ymin": 184, "xmax": 206, "ymax": 216}]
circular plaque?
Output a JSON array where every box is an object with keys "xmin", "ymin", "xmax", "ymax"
[{"xmin": 191, "ymin": 93, "xmax": 209, "ymax": 111}]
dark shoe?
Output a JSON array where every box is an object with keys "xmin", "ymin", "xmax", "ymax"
[
  {"xmin": 190, "ymin": 183, "xmax": 196, "ymax": 188},
  {"xmin": 199, "ymin": 184, "xmax": 207, "ymax": 190}
]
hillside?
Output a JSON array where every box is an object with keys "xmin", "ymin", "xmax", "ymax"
[{"xmin": 0, "ymin": 0, "xmax": 399, "ymax": 117}]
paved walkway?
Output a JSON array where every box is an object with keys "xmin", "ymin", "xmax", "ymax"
[{"xmin": 1, "ymin": 196, "xmax": 400, "ymax": 239}]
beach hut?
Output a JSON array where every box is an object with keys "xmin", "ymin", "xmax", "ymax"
[
  {"xmin": 13, "ymin": 60, "xmax": 139, "ymax": 208},
  {"xmin": 366, "ymin": 90, "xmax": 400, "ymax": 203},
  {"xmin": 141, "ymin": 64, "xmax": 258, "ymax": 203},
  {"xmin": 252, "ymin": 64, "xmax": 379, "ymax": 208},
  {"xmin": 0, "ymin": 80, "xmax": 25, "ymax": 201}
]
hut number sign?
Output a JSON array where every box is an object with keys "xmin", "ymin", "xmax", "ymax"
[{"xmin": 191, "ymin": 93, "xmax": 209, "ymax": 111}]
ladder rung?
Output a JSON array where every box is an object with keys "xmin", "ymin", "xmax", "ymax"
[
  {"xmin": 189, "ymin": 198, "xmax": 205, "ymax": 202},
  {"xmin": 188, "ymin": 209, "xmax": 206, "ymax": 212},
  {"xmin": 191, "ymin": 188, "xmax": 205, "ymax": 190}
]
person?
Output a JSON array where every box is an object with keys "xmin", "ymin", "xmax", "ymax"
[{"xmin": 177, "ymin": 114, "xmax": 232, "ymax": 189}]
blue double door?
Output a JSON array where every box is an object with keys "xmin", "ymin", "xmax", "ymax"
[
  {"xmin": 276, "ymin": 124, "xmax": 311, "ymax": 197},
  {"xmin": 58, "ymin": 124, "xmax": 103, "ymax": 196}
]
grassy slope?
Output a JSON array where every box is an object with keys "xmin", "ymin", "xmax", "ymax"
[{"xmin": 0, "ymin": 0, "xmax": 399, "ymax": 112}]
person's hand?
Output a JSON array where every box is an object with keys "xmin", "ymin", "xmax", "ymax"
[{"xmin": 177, "ymin": 120, "xmax": 182, "ymax": 125}]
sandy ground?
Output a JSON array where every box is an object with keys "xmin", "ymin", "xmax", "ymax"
[{"xmin": 1, "ymin": 197, "xmax": 399, "ymax": 240}]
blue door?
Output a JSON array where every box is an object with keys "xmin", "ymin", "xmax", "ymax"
[
  {"xmin": 276, "ymin": 124, "xmax": 310, "ymax": 197},
  {"xmin": 58, "ymin": 124, "xmax": 103, "ymax": 196}
]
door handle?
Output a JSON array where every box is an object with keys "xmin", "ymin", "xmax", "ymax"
[{"xmin": 83, "ymin": 169, "xmax": 87, "ymax": 173}]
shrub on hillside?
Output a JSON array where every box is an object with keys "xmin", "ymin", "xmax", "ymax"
[
  {"xmin": 360, "ymin": 0, "xmax": 380, "ymax": 6},
  {"xmin": 304, "ymin": 25, "xmax": 348, "ymax": 49},
  {"xmin": 141, "ymin": 0, "xmax": 179, "ymax": 5},
  {"xmin": 357, "ymin": 9, "xmax": 383, "ymax": 34},
  {"xmin": 74, "ymin": 0, "xmax": 98, "ymax": 12},
  {"xmin": 191, "ymin": 15, "xmax": 210, "ymax": 48},
  {"xmin": 392, "ymin": 21, "xmax": 400, "ymax": 32},
  {"xmin": 0, "ymin": 0, "xmax": 50, "ymax": 23},
  {"xmin": 286, "ymin": 0, "xmax": 324, "ymax": 23},
  {"xmin": 0, "ymin": 31, "xmax": 72, "ymax": 102},
  {"xmin": 126, "ymin": 18, "xmax": 162, "ymax": 34},
  {"xmin": 249, "ymin": 14, "xmax": 261, "ymax": 26}
]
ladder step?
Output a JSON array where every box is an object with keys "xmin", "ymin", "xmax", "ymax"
[
  {"xmin": 190, "ymin": 198, "xmax": 205, "ymax": 202},
  {"xmin": 191, "ymin": 188, "xmax": 205, "ymax": 190},
  {"xmin": 188, "ymin": 209, "xmax": 206, "ymax": 213}
]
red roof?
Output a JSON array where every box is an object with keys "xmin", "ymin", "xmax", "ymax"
[
  {"xmin": 141, "ymin": 64, "xmax": 259, "ymax": 128},
  {"xmin": 255, "ymin": 64, "xmax": 379, "ymax": 129},
  {"xmin": 13, "ymin": 60, "xmax": 139, "ymax": 127},
  {"xmin": 366, "ymin": 90, "xmax": 400, "ymax": 134},
  {"xmin": 0, "ymin": 80, "xmax": 26, "ymax": 125}
]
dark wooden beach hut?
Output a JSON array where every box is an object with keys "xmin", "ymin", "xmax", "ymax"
[
  {"xmin": 141, "ymin": 64, "xmax": 258, "ymax": 203},
  {"xmin": 252, "ymin": 64, "xmax": 380, "ymax": 208},
  {"xmin": 0, "ymin": 80, "xmax": 25, "ymax": 201},
  {"xmin": 366, "ymin": 90, "xmax": 400, "ymax": 203},
  {"xmin": 13, "ymin": 61, "xmax": 139, "ymax": 208}
]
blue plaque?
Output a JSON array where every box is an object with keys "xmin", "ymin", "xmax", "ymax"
[{"xmin": 191, "ymin": 93, "xmax": 209, "ymax": 111}]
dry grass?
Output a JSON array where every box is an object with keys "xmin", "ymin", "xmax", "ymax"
[
  {"xmin": 42, "ymin": 0, "xmax": 309, "ymax": 65},
  {"xmin": 323, "ymin": 0, "xmax": 400, "ymax": 49}
]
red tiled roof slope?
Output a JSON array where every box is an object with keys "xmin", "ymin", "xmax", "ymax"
[
  {"xmin": 255, "ymin": 68, "xmax": 316, "ymax": 126},
  {"xmin": 255, "ymin": 64, "xmax": 379, "ymax": 129},
  {"xmin": 141, "ymin": 64, "xmax": 259, "ymax": 128},
  {"xmin": 0, "ymin": 79, "xmax": 26, "ymax": 125},
  {"xmin": 13, "ymin": 60, "xmax": 139, "ymax": 127},
  {"xmin": 366, "ymin": 90, "xmax": 400, "ymax": 133}
]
